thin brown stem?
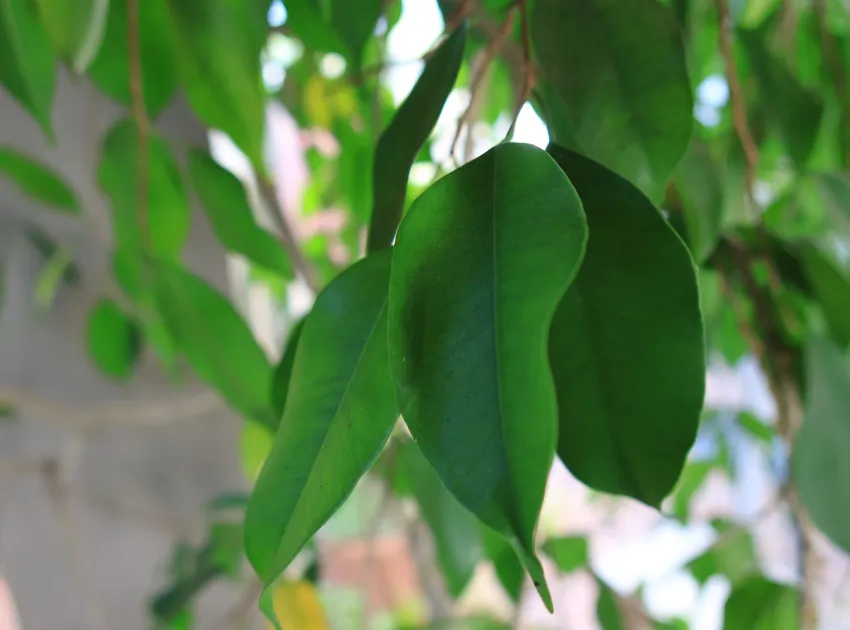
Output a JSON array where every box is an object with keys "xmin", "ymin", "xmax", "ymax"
[
  {"xmin": 506, "ymin": 0, "xmax": 535, "ymax": 139},
  {"xmin": 127, "ymin": 0, "xmax": 150, "ymax": 246}
]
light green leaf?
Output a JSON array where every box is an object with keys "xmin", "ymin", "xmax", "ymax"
[
  {"xmin": 88, "ymin": 0, "xmax": 176, "ymax": 116},
  {"xmin": 671, "ymin": 460, "xmax": 713, "ymax": 520},
  {"xmin": 188, "ymin": 151, "xmax": 293, "ymax": 279},
  {"xmin": 800, "ymin": 244, "xmax": 850, "ymax": 348},
  {"xmin": 389, "ymin": 142, "xmax": 589, "ymax": 611},
  {"xmin": 245, "ymin": 250, "xmax": 398, "ymax": 586},
  {"xmin": 399, "ymin": 440, "xmax": 483, "ymax": 598},
  {"xmin": 98, "ymin": 119, "xmax": 190, "ymax": 260},
  {"xmin": 280, "ymin": 0, "xmax": 347, "ymax": 54},
  {"xmin": 596, "ymin": 578, "xmax": 624, "ymax": 630},
  {"xmin": 166, "ymin": 0, "xmax": 267, "ymax": 167},
  {"xmin": 737, "ymin": 411, "xmax": 775, "ymax": 444},
  {"xmin": 547, "ymin": 145, "xmax": 705, "ymax": 508},
  {"xmin": 481, "ymin": 525, "xmax": 524, "ymax": 603},
  {"xmin": 0, "ymin": 147, "xmax": 79, "ymax": 212},
  {"xmin": 532, "ymin": 0, "xmax": 692, "ymax": 199},
  {"xmin": 271, "ymin": 319, "xmax": 304, "ymax": 421},
  {"xmin": 0, "ymin": 0, "xmax": 56, "ymax": 136},
  {"xmin": 87, "ymin": 299, "xmax": 142, "ymax": 380},
  {"xmin": 366, "ymin": 25, "xmax": 466, "ymax": 252},
  {"xmin": 541, "ymin": 536, "xmax": 588, "ymax": 574},
  {"xmin": 672, "ymin": 142, "xmax": 723, "ymax": 263},
  {"xmin": 723, "ymin": 578, "xmax": 797, "ymax": 630},
  {"xmin": 738, "ymin": 27, "xmax": 824, "ymax": 167},
  {"xmin": 35, "ymin": 0, "xmax": 107, "ymax": 72},
  {"xmin": 153, "ymin": 261, "xmax": 277, "ymax": 428},
  {"xmin": 688, "ymin": 527, "xmax": 758, "ymax": 586},
  {"xmin": 794, "ymin": 338, "xmax": 850, "ymax": 553}
]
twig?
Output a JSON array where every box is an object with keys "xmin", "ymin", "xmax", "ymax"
[
  {"xmin": 715, "ymin": 0, "xmax": 759, "ymax": 203},
  {"xmin": 257, "ymin": 177, "xmax": 320, "ymax": 294},
  {"xmin": 449, "ymin": 5, "xmax": 517, "ymax": 164},
  {"xmin": 505, "ymin": 0, "xmax": 535, "ymax": 140},
  {"xmin": 127, "ymin": 0, "xmax": 150, "ymax": 245},
  {"xmin": 0, "ymin": 388, "xmax": 222, "ymax": 433}
]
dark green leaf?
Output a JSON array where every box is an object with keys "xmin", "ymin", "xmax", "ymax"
[
  {"xmin": 532, "ymin": 0, "xmax": 693, "ymax": 199},
  {"xmin": 541, "ymin": 536, "xmax": 588, "ymax": 574},
  {"xmin": 98, "ymin": 120, "xmax": 190, "ymax": 259},
  {"xmin": 87, "ymin": 299, "xmax": 142, "ymax": 380},
  {"xmin": 794, "ymin": 337, "xmax": 850, "ymax": 553},
  {"xmin": 35, "ymin": 0, "xmax": 106, "ymax": 72},
  {"xmin": 245, "ymin": 250, "xmax": 398, "ymax": 586},
  {"xmin": 723, "ymin": 578, "xmax": 797, "ymax": 630},
  {"xmin": 738, "ymin": 28, "xmax": 824, "ymax": 167},
  {"xmin": 800, "ymin": 244, "xmax": 850, "ymax": 348},
  {"xmin": 188, "ymin": 151, "xmax": 293, "ymax": 279},
  {"xmin": 389, "ymin": 142, "xmax": 589, "ymax": 611},
  {"xmin": 596, "ymin": 578, "xmax": 624, "ymax": 630},
  {"xmin": 166, "ymin": 0, "xmax": 267, "ymax": 167},
  {"xmin": 0, "ymin": 147, "xmax": 79, "ymax": 212},
  {"xmin": 366, "ymin": 25, "xmax": 466, "ymax": 252},
  {"xmin": 0, "ymin": 0, "xmax": 56, "ymax": 135},
  {"xmin": 330, "ymin": 0, "xmax": 382, "ymax": 68},
  {"xmin": 88, "ymin": 0, "xmax": 176, "ymax": 116},
  {"xmin": 271, "ymin": 319, "xmax": 304, "ymax": 421},
  {"xmin": 672, "ymin": 143, "xmax": 723, "ymax": 262},
  {"xmin": 153, "ymin": 261, "xmax": 277, "ymax": 428},
  {"xmin": 547, "ymin": 145, "xmax": 704, "ymax": 508},
  {"xmin": 399, "ymin": 440, "xmax": 482, "ymax": 597}
]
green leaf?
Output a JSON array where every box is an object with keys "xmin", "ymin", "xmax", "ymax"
[
  {"xmin": 671, "ymin": 460, "xmax": 713, "ymax": 520},
  {"xmin": 188, "ymin": 151, "xmax": 293, "ymax": 279},
  {"xmin": 481, "ymin": 526, "xmax": 524, "ymax": 603},
  {"xmin": 738, "ymin": 28, "xmax": 824, "ymax": 167},
  {"xmin": 399, "ymin": 440, "xmax": 482, "ymax": 598},
  {"xmin": 366, "ymin": 25, "xmax": 466, "ymax": 252},
  {"xmin": 88, "ymin": 0, "xmax": 177, "ymax": 116},
  {"xmin": 596, "ymin": 578, "xmax": 624, "ymax": 630},
  {"xmin": 166, "ymin": 0, "xmax": 267, "ymax": 167},
  {"xmin": 389, "ymin": 142, "xmax": 589, "ymax": 612},
  {"xmin": 153, "ymin": 261, "xmax": 277, "ymax": 428},
  {"xmin": 672, "ymin": 143, "xmax": 723, "ymax": 263},
  {"xmin": 541, "ymin": 536, "xmax": 588, "ymax": 574},
  {"xmin": 330, "ymin": 0, "xmax": 382, "ymax": 68},
  {"xmin": 0, "ymin": 0, "xmax": 56, "ymax": 136},
  {"xmin": 794, "ymin": 337, "xmax": 850, "ymax": 553},
  {"xmin": 87, "ymin": 299, "xmax": 142, "ymax": 380},
  {"xmin": 98, "ymin": 119, "xmax": 190, "ymax": 259},
  {"xmin": 547, "ymin": 145, "xmax": 704, "ymax": 508},
  {"xmin": 687, "ymin": 527, "xmax": 758, "ymax": 586},
  {"xmin": 0, "ymin": 147, "xmax": 79, "ymax": 212},
  {"xmin": 723, "ymin": 578, "xmax": 797, "ymax": 630},
  {"xmin": 271, "ymin": 319, "xmax": 304, "ymax": 421},
  {"xmin": 800, "ymin": 244, "xmax": 850, "ymax": 348},
  {"xmin": 245, "ymin": 250, "xmax": 398, "ymax": 586},
  {"xmin": 737, "ymin": 411, "xmax": 775, "ymax": 444},
  {"xmin": 532, "ymin": 0, "xmax": 693, "ymax": 199},
  {"xmin": 35, "ymin": 0, "xmax": 107, "ymax": 72}
]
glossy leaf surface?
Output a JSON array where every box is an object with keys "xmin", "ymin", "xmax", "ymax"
[
  {"xmin": 0, "ymin": 147, "xmax": 79, "ymax": 212},
  {"xmin": 547, "ymin": 144, "xmax": 704, "ymax": 508},
  {"xmin": 0, "ymin": 0, "xmax": 55, "ymax": 135},
  {"xmin": 794, "ymin": 338, "xmax": 850, "ymax": 553},
  {"xmin": 188, "ymin": 151, "xmax": 293, "ymax": 279},
  {"xmin": 153, "ymin": 261, "xmax": 277, "ymax": 428},
  {"xmin": 366, "ymin": 25, "xmax": 466, "ymax": 252},
  {"xmin": 532, "ymin": 0, "xmax": 692, "ymax": 199},
  {"xmin": 389, "ymin": 142, "xmax": 589, "ymax": 610},
  {"xmin": 245, "ymin": 251, "xmax": 398, "ymax": 586}
]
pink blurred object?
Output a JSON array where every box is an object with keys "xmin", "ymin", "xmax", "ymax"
[{"xmin": 0, "ymin": 576, "xmax": 21, "ymax": 630}]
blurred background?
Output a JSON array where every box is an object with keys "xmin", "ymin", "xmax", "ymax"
[{"xmin": 1, "ymin": 0, "xmax": 849, "ymax": 628}]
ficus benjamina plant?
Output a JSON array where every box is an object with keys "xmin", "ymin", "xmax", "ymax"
[{"xmin": 1, "ymin": 0, "xmax": 850, "ymax": 628}]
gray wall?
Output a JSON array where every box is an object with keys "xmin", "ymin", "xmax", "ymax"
[{"xmin": 0, "ymin": 72, "xmax": 251, "ymax": 629}]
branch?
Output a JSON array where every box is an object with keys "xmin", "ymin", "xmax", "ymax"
[
  {"xmin": 257, "ymin": 177, "xmax": 321, "ymax": 294},
  {"xmin": 127, "ymin": 0, "xmax": 150, "ymax": 245}
]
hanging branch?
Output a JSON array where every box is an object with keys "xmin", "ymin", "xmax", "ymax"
[{"xmin": 127, "ymin": 0, "xmax": 150, "ymax": 245}]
